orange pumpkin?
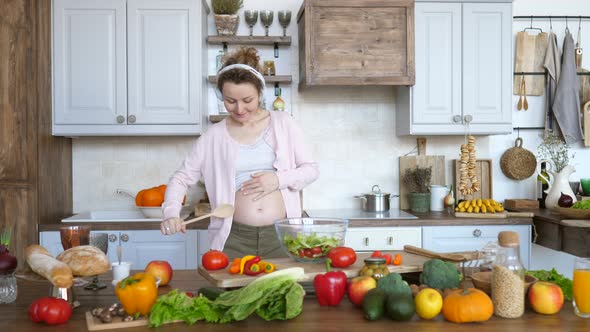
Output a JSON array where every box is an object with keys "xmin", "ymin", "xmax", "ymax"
[{"xmin": 442, "ymin": 288, "xmax": 493, "ymax": 323}]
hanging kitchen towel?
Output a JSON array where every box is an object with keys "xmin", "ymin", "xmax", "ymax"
[
  {"xmin": 543, "ymin": 31, "xmax": 562, "ymax": 137},
  {"xmin": 514, "ymin": 31, "xmax": 548, "ymax": 96},
  {"xmin": 552, "ymin": 31, "xmax": 584, "ymax": 143}
]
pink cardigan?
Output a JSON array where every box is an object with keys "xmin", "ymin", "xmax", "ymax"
[{"xmin": 162, "ymin": 111, "xmax": 319, "ymax": 250}]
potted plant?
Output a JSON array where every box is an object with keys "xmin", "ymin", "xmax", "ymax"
[
  {"xmin": 403, "ymin": 166, "xmax": 432, "ymax": 213},
  {"xmin": 212, "ymin": 0, "xmax": 243, "ymax": 36}
]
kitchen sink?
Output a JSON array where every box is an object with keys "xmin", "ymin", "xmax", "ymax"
[{"xmin": 61, "ymin": 208, "xmax": 192, "ymax": 223}]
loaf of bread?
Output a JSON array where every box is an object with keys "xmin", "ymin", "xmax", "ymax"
[
  {"xmin": 25, "ymin": 244, "xmax": 73, "ymax": 288},
  {"xmin": 56, "ymin": 245, "xmax": 110, "ymax": 277}
]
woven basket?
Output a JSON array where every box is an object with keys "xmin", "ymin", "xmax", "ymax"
[
  {"xmin": 500, "ymin": 137, "xmax": 537, "ymax": 180},
  {"xmin": 214, "ymin": 14, "xmax": 239, "ymax": 36}
]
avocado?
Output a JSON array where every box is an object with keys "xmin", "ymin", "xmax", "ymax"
[
  {"xmin": 362, "ymin": 288, "xmax": 388, "ymax": 321},
  {"xmin": 386, "ymin": 294, "xmax": 415, "ymax": 321}
]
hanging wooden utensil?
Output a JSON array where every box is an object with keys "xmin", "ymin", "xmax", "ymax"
[
  {"xmin": 517, "ymin": 76, "xmax": 524, "ymax": 111},
  {"xmin": 523, "ymin": 78, "xmax": 529, "ymax": 111},
  {"xmin": 575, "ymin": 18, "xmax": 583, "ymax": 68}
]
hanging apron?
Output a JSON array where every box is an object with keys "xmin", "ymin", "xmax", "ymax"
[{"xmin": 552, "ymin": 31, "xmax": 584, "ymax": 143}]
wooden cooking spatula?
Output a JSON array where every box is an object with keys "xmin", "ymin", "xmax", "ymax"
[{"xmin": 181, "ymin": 204, "xmax": 234, "ymax": 226}]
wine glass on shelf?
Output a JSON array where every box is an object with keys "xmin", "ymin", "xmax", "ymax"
[
  {"xmin": 244, "ymin": 10, "xmax": 258, "ymax": 37},
  {"xmin": 260, "ymin": 10, "xmax": 274, "ymax": 36},
  {"xmin": 59, "ymin": 225, "xmax": 90, "ymax": 250},
  {"xmin": 278, "ymin": 10, "xmax": 291, "ymax": 37},
  {"xmin": 85, "ymin": 233, "xmax": 109, "ymax": 290}
]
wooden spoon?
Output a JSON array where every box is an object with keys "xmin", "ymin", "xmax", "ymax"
[
  {"xmin": 403, "ymin": 245, "xmax": 473, "ymax": 262},
  {"xmin": 181, "ymin": 204, "xmax": 234, "ymax": 225},
  {"xmin": 523, "ymin": 79, "xmax": 529, "ymax": 111},
  {"xmin": 517, "ymin": 77, "xmax": 524, "ymax": 111}
]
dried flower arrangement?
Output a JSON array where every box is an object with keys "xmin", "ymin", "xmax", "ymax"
[
  {"xmin": 537, "ymin": 131, "xmax": 575, "ymax": 173},
  {"xmin": 403, "ymin": 166, "xmax": 432, "ymax": 193}
]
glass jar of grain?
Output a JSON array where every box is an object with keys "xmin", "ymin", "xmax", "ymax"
[{"xmin": 492, "ymin": 231, "xmax": 525, "ymax": 318}]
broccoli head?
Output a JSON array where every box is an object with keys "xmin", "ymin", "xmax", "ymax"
[
  {"xmin": 377, "ymin": 273, "xmax": 412, "ymax": 298},
  {"xmin": 419, "ymin": 259, "xmax": 461, "ymax": 289}
]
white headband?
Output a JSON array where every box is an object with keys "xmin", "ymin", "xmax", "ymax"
[{"xmin": 215, "ymin": 64, "xmax": 266, "ymax": 101}]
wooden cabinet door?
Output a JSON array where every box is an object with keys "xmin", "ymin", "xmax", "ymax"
[
  {"xmin": 127, "ymin": 0, "xmax": 200, "ymax": 125},
  {"xmin": 412, "ymin": 2, "xmax": 462, "ymax": 126},
  {"xmin": 301, "ymin": 0, "xmax": 415, "ymax": 86},
  {"xmin": 53, "ymin": 0, "xmax": 127, "ymax": 125},
  {"xmin": 462, "ymin": 3, "xmax": 512, "ymax": 125}
]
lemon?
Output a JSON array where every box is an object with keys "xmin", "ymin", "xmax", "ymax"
[{"xmin": 414, "ymin": 288, "xmax": 443, "ymax": 320}]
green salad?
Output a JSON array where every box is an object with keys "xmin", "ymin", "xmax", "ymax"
[
  {"xmin": 282, "ymin": 233, "xmax": 340, "ymax": 259},
  {"xmin": 572, "ymin": 200, "xmax": 590, "ymax": 210}
]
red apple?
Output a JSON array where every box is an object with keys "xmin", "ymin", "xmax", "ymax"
[
  {"xmin": 528, "ymin": 281, "xmax": 564, "ymax": 314},
  {"xmin": 145, "ymin": 260, "xmax": 173, "ymax": 286},
  {"xmin": 347, "ymin": 276, "xmax": 377, "ymax": 306}
]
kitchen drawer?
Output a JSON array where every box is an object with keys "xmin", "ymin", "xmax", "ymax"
[
  {"xmin": 422, "ymin": 225, "xmax": 531, "ymax": 268},
  {"xmin": 345, "ymin": 227, "xmax": 422, "ymax": 252}
]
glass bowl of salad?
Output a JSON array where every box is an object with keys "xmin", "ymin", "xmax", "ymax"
[{"xmin": 274, "ymin": 217, "xmax": 348, "ymax": 263}]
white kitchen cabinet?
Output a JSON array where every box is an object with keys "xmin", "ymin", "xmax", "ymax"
[
  {"xmin": 396, "ymin": 1, "xmax": 512, "ymax": 135},
  {"xmin": 422, "ymin": 225, "xmax": 531, "ymax": 268},
  {"xmin": 345, "ymin": 227, "xmax": 422, "ymax": 252},
  {"xmin": 39, "ymin": 229, "xmax": 202, "ymax": 270},
  {"xmin": 52, "ymin": 0, "xmax": 207, "ymax": 136}
]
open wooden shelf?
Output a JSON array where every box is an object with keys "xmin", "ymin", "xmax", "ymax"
[
  {"xmin": 208, "ymin": 75, "xmax": 292, "ymax": 84},
  {"xmin": 207, "ymin": 36, "xmax": 291, "ymax": 46}
]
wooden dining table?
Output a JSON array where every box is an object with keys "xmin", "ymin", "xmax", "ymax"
[{"xmin": 2, "ymin": 270, "xmax": 589, "ymax": 331}]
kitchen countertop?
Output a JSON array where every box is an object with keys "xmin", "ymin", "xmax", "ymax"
[
  {"xmin": 4, "ymin": 270, "xmax": 588, "ymax": 331},
  {"xmin": 38, "ymin": 210, "xmax": 532, "ymax": 231}
]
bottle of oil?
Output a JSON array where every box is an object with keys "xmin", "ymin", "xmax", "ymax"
[{"xmin": 537, "ymin": 162, "xmax": 548, "ymax": 208}]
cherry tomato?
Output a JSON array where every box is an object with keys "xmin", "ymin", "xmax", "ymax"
[
  {"xmin": 201, "ymin": 250, "xmax": 229, "ymax": 270},
  {"xmin": 371, "ymin": 250, "xmax": 382, "ymax": 258},
  {"xmin": 28, "ymin": 297, "xmax": 72, "ymax": 325},
  {"xmin": 311, "ymin": 246, "xmax": 323, "ymax": 255},
  {"xmin": 304, "ymin": 248, "xmax": 314, "ymax": 258},
  {"xmin": 327, "ymin": 246, "xmax": 357, "ymax": 268},
  {"xmin": 382, "ymin": 253, "xmax": 392, "ymax": 265},
  {"xmin": 297, "ymin": 249, "xmax": 305, "ymax": 258},
  {"xmin": 185, "ymin": 292, "xmax": 194, "ymax": 298}
]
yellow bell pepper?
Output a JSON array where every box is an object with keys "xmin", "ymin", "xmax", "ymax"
[
  {"xmin": 258, "ymin": 261, "xmax": 276, "ymax": 273},
  {"xmin": 239, "ymin": 255, "xmax": 257, "ymax": 274},
  {"xmin": 115, "ymin": 272, "xmax": 158, "ymax": 316}
]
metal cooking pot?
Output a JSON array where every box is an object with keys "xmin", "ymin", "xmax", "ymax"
[{"xmin": 354, "ymin": 185, "xmax": 398, "ymax": 212}]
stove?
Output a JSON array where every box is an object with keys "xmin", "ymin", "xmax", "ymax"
[{"xmin": 305, "ymin": 208, "xmax": 418, "ymax": 220}]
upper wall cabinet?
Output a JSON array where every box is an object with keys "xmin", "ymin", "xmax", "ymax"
[
  {"xmin": 396, "ymin": 1, "xmax": 512, "ymax": 135},
  {"xmin": 297, "ymin": 0, "xmax": 415, "ymax": 88},
  {"xmin": 52, "ymin": 0, "xmax": 208, "ymax": 136}
]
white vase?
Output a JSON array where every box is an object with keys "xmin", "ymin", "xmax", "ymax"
[{"xmin": 538, "ymin": 163, "xmax": 577, "ymax": 209}]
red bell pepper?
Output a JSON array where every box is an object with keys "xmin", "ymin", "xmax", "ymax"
[
  {"xmin": 243, "ymin": 256, "xmax": 264, "ymax": 276},
  {"xmin": 313, "ymin": 258, "xmax": 347, "ymax": 306}
]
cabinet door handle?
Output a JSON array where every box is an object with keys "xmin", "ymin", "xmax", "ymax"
[
  {"xmin": 108, "ymin": 234, "xmax": 117, "ymax": 242},
  {"xmin": 463, "ymin": 114, "xmax": 473, "ymax": 123},
  {"xmin": 128, "ymin": 115, "xmax": 136, "ymax": 124},
  {"xmin": 473, "ymin": 229, "xmax": 482, "ymax": 237},
  {"xmin": 116, "ymin": 115, "xmax": 125, "ymax": 124},
  {"xmin": 120, "ymin": 234, "xmax": 129, "ymax": 242},
  {"xmin": 364, "ymin": 237, "xmax": 369, "ymax": 246},
  {"xmin": 387, "ymin": 236, "xmax": 393, "ymax": 246},
  {"xmin": 453, "ymin": 115, "xmax": 462, "ymax": 123}
]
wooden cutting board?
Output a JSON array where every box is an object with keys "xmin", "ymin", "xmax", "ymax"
[
  {"xmin": 453, "ymin": 159, "xmax": 493, "ymax": 201},
  {"xmin": 86, "ymin": 312, "xmax": 184, "ymax": 331},
  {"xmin": 584, "ymin": 100, "xmax": 590, "ymax": 147},
  {"xmin": 513, "ymin": 31, "xmax": 548, "ymax": 96},
  {"xmin": 198, "ymin": 251, "xmax": 429, "ymax": 288},
  {"xmin": 399, "ymin": 138, "xmax": 445, "ymax": 209},
  {"xmin": 454, "ymin": 211, "xmax": 534, "ymax": 219}
]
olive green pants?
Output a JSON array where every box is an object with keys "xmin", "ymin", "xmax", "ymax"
[{"xmin": 223, "ymin": 222, "xmax": 288, "ymax": 260}]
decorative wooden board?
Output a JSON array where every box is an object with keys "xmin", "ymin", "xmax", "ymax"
[
  {"xmin": 399, "ymin": 138, "xmax": 445, "ymax": 209},
  {"xmin": 86, "ymin": 312, "xmax": 181, "ymax": 331},
  {"xmin": 453, "ymin": 159, "xmax": 493, "ymax": 201},
  {"xmin": 454, "ymin": 212, "xmax": 534, "ymax": 219},
  {"xmin": 198, "ymin": 251, "xmax": 429, "ymax": 288}
]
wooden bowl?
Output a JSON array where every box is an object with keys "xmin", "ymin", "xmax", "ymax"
[
  {"xmin": 552, "ymin": 207, "xmax": 590, "ymax": 220},
  {"xmin": 471, "ymin": 271, "xmax": 538, "ymax": 295}
]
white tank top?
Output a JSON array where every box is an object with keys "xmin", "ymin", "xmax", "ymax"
[{"xmin": 235, "ymin": 127, "xmax": 276, "ymax": 190}]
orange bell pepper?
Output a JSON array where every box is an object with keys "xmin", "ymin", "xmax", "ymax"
[
  {"xmin": 115, "ymin": 273, "xmax": 158, "ymax": 316},
  {"xmin": 392, "ymin": 254, "xmax": 403, "ymax": 266},
  {"xmin": 229, "ymin": 258, "xmax": 241, "ymax": 274}
]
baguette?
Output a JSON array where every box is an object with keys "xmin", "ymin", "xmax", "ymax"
[
  {"xmin": 25, "ymin": 244, "xmax": 73, "ymax": 288},
  {"xmin": 56, "ymin": 245, "xmax": 110, "ymax": 277}
]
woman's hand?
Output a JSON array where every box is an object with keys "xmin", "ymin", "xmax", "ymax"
[
  {"xmin": 161, "ymin": 217, "xmax": 186, "ymax": 235},
  {"xmin": 240, "ymin": 172, "xmax": 279, "ymax": 201}
]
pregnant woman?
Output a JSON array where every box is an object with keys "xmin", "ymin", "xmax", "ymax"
[{"xmin": 160, "ymin": 47, "xmax": 319, "ymax": 259}]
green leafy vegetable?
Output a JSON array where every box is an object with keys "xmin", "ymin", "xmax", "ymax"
[
  {"xmin": 282, "ymin": 233, "xmax": 340, "ymax": 256},
  {"xmin": 572, "ymin": 200, "xmax": 590, "ymax": 209},
  {"xmin": 526, "ymin": 268, "xmax": 573, "ymax": 301},
  {"xmin": 148, "ymin": 268, "xmax": 305, "ymax": 327}
]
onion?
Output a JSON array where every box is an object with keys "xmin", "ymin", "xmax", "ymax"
[{"xmin": 0, "ymin": 228, "xmax": 17, "ymax": 274}]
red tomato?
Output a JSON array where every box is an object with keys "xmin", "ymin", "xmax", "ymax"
[
  {"xmin": 28, "ymin": 297, "xmax": 72, "ymax": 325},
  {"xmin": 185, "ymin": 292, "xmax": 194, "ymax": 298},
  {"xmin": 311, "ymin": 246, "xmax": 323, "ymax": 255},
  {"xmin": 370, "ymin": 250, "xmax": 382, "ymax": 258},
  {"xmin": 201, "ymin": 250, "xmax": 229, "ymax": 270},
  {"xmin": 327, "ymin": 246, "xmax": 357, "ymax": 268},
  {"xmin": 382, "ymin": 254, "xmax": 392, "ymax": 265}
]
